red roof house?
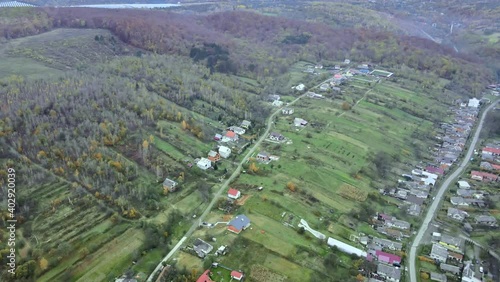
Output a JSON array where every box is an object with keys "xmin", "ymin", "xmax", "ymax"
[
  {"xmin": 471, "ymin": 170, "xmax": 498, "ymax": 182},
  {"xmin": 375, "ymin": 250, "xmax": 401, "ymax": 265},
  {"xmin": 228, "ymin": 188, "xmax": 241, "ymax": 200},
  {"xmin": 196, "ymin": 269, "xmax": 213, "ymax": 282},
  {"xmin": 483, "ymin": 147, "xmax": 500, "ymax": 156},
  {"xmin": 231, "ymin": 271, "xmax": 244, "ymax": 281}
]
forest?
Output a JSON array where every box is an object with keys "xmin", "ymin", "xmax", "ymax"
[
  {"xmin": 0, "ymin": 4, "xmax": 497, "ymax": 281},
  {"xmin": 0, "ymin": 7, "xmax": 494, "ymax": 96}
]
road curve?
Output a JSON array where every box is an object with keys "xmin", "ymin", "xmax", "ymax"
[
  {"xmin": 147, "ymin": 80, "xmax": 328, "ymax": 281},
  {"xmin": 408, "ymin": 100, "xmax": 499, "ymax": 282}
]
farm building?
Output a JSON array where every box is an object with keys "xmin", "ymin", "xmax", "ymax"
[
  {"xmin": 197, "ymin": 158, "xmax": 212, "ymax": 170},
  {"xmin": 326, "ymin": 237, "xmax": 367, "ymax": 258},
  {"xmin": 468, "ymin": 98, "xmax": 480, "ymax": 108},
  {"xmin": 227, "ymin": 215, "xmax": 251, "ymax": 234},
  {"xmin": 163, "ymin": 178, "xmax": 178, "ymax": 193}
]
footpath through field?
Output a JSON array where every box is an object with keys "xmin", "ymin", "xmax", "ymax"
[
  {"xmin": 146, "ymin": 78, "xmax": 332, "ymax": 281},
  {"xmin": 408, "ymin": 100, "xmax": 499, "ymax": 282}
]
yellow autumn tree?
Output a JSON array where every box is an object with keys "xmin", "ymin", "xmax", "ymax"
[
  {"xmin": 181, "ymin": 120, "xmax": 189, "ymax": 130},
  {"xmin": 39, "ymin": 257, "xmax": 49, "ymax": 271},
  {"xmin": 287, "ymin": 181, "xmax": 297, "ymax": 192},
  {"xmin": 142, "ymin": 140, "xmax": 149, "ymax": 150},
  {"xmin": 249, "ymin": 162, "xmax": 259, "ymax": 173}
]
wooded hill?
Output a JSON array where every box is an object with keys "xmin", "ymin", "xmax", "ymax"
[{"xmin": 0, "ymin": 7, "xmax": 494, "ymax": 95}]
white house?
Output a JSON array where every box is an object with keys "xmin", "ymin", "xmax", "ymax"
[
  {"xmin": 272, "ymin": 100, "xmax": 284, "ymax": 107},
  {"xmin": 219, "ymin": 146, "xmax": 231, "ymax": 158},
  {"xmin": 282, "ymin": 108, "xmax": 294, "ymax": 115},
  {"xmin": 228, "ymin": 126, "xmax": 245, "ymax": 135},
  {"xmin": 197, "ymin": 158, "xmax": 212, "ymax": 170},
  {"xmin": 295, "ymin": 84, "xmax": 305, "ymax": 91},
  {"xmin": 457, "ymin": 181, "xmax": 471, "ymax": 189},
  {"xmin": 293, "ymin": 118, "xmax": 308, "ymax": 127},
  {"xmin": 228, "ymin": 188, "xmax": 241, "ymax": 200},
  {"xmin": 468, "ymin": 98, "xmax": 480, "ymax": 108}
]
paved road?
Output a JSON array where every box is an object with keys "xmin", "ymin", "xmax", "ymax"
[
  {"xmin": 146, "ymin": 80, "xmax": 329, "ymax": 281},
  {"xmin": 408, "ymin": 100, "xmax": 499, "ymax": 282}
]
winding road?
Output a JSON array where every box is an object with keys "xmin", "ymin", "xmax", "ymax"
[
  {"xmin": 408, "ymin": 100, "xmax": 499, "ymax": 282},
  {"xmin": 147, "ymin": 79, "xmax": 330, "ymax": 281}
]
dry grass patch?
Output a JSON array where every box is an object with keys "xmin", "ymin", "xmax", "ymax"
[
  {"xmin": 337, "ymin": 184, "xmax": 367, "ymax": 202},
  {"xmin": 250, "ymin": 265, "xmax": 286, "ymax": 282}
]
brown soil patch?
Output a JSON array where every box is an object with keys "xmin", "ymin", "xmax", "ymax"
[{"xmin": 236, "ymin": 194, "xmax": 252, "ymax": 206}]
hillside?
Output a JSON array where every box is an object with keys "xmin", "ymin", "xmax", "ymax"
[{"xmin": 0, "ymin": 5, "xmax": 496, "ymax": 282}]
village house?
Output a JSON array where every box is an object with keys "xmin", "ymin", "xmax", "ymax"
[
  {"xmin": 193, "ymin": 238, "xmax": 214, "ymax": 258},
  {"xmin": 222, "ymin": 131, "xmax": 239, "ymax": 142},
  {"xmin": 440, "ymin": 263, "xmax": 461, "ymax": 275},
  {"xmin": 376, "ymin": 264, "xmax": 401, "ymax": 282},
  {"xmin": 475, "ymin": 215, "xmax": 497, "ymax": 226},
  {"xmin": 482, "ymin": 146, "xmax": 500, "ymax": 156},
  {"xmin": 228, "ymin": 126, "xmax": 245, "ymax": 135},
  {"xmin": 214, "ymin": 133, "xmax": 222, "ymax": 141},
  {"xmin": 256, "ymin": 151, "xmax": 270, "ymax": 162},
  {"xmin": 374, "ymin": 250, "xmax": 401, "ymax": 265},
  {"xmin": 196, "ymin": 269, "xmax": 213, "ymax": 282},
  {"xmin": 448, "ymin": 251, "xmax": 463, "ymax": 263},
  {"xmin": 218, "ymin": 146, "xmax": 231, "ymax": 159},
  {"xmin": 163, "ymin": 178, "xmax": 178, "ymax": 193},
  {"xmin": 227, "ymin": 188, "xmax": 241, "ymax": 200},
  {"xmin": 457, "ymin": 180, "xmax": 471, "ymax": 189},
  {"xmin": 471, "ymin": 170, "xmax": 498, "ymax": 182},
  {"xmin": 447, "ymin": 208, "xmax": 468, "ymax": 222},
  {"xmin": 430, "ymin": 243, "xmax": 448, "ymax": 263},
  {"xmin": 480, "ymin": 161, "xmax": 500, "ymax": 171},
  {"xmin": 282, "ymin": 108, "xmax": 294, "ymax": 115},
  {"xmin": 407, "ymin": 204, "xmax": 421, "ymax": 216},
  {"xmin": 268, "ymin": 94, "xmax": 280, "ymax": 102},
  {"xmin": 293, "ymin": 117, "xmax": 308, "ymax": 127},
  {"xmin": 197, "ymin": 158, "xmax": 212, "ymax": 170},
  {"xmin": 386, "ymin": 219, "xmax": 411, "ymax": 230},
  {"xmin": 240, "ymin": 120, "xmax": 251, "ymax": 129},
  {"xmin": 430, "ymin": 272, "xmax": 447, "ymax": 282},
  {"xmin": 227, "ymin": 214, "xmax": 251, "ymax": 234},
  {"xmin": 467, "ymin": 98, "xmax": 480, "ymax": 108},
  {"xmin": 450, "ymin": 197, "xmax": 468, "ymax": 206},
  {"xmin": 439, "ymin": 234, "xmax": 464, "ymax": 253},
  {"xmin": 230, "ymin": 271, "xmax": 244, "ymax": 281},
  {"xmin": 371, "ymin": 237, "xmax": 403, "ymax": 251},
  {"xmin": 269, "ymin": 132, "xmax": 285, "ymax": 142},
  {"xmin": 207, "ymin": 150, "xmax": 221, "ymax": 162},
  {"xmin": 295, "ymin": 84, "xmax": 305, "ymax": 91}
]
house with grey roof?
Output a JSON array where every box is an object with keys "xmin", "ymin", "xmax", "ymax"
[
  {"xmin": 439, "ymin": 234, "xmax": 464, "ymax": 253},
  {"xmin": 407, "ymin": 204, "xmax": 421, "ymax": 216},
  {"xmin": 447, "ymin": 208, "xmax": 468, "ymax": 222},
  {"xmin": 193, "ymin": 238, "xmax": 213, "ymax": 258},
  {"xmin": 430, "ymin": 243, "xmax": 448, "ymax": 263},
  {"xmin": 475, "ymin": 215, "xmax": 497, "ymax": 227},
  {"xmin": 163, "ymin": 178, "xmax": 178, "ymax": 193},
  {"xmin": 371, "ymin": 237, "xmax": 403, "ymax": 251},
  {"xmin": 377, "ymin": 264, "xmax": 401, "ymax": 282},
  {"xmin": 386, "ymin": 219, "xmax": 411, "ymax": 230},
  {"xmin": 430, "ymin": 272, "xmax": 447, "ymax": 282},
  {"xmin": 450, "ymin": 196, "xmax": 468, "ymax": 206},
  {"xmin": 439, "ymin": 263, "xmax": 460, "ymax": 275}
]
